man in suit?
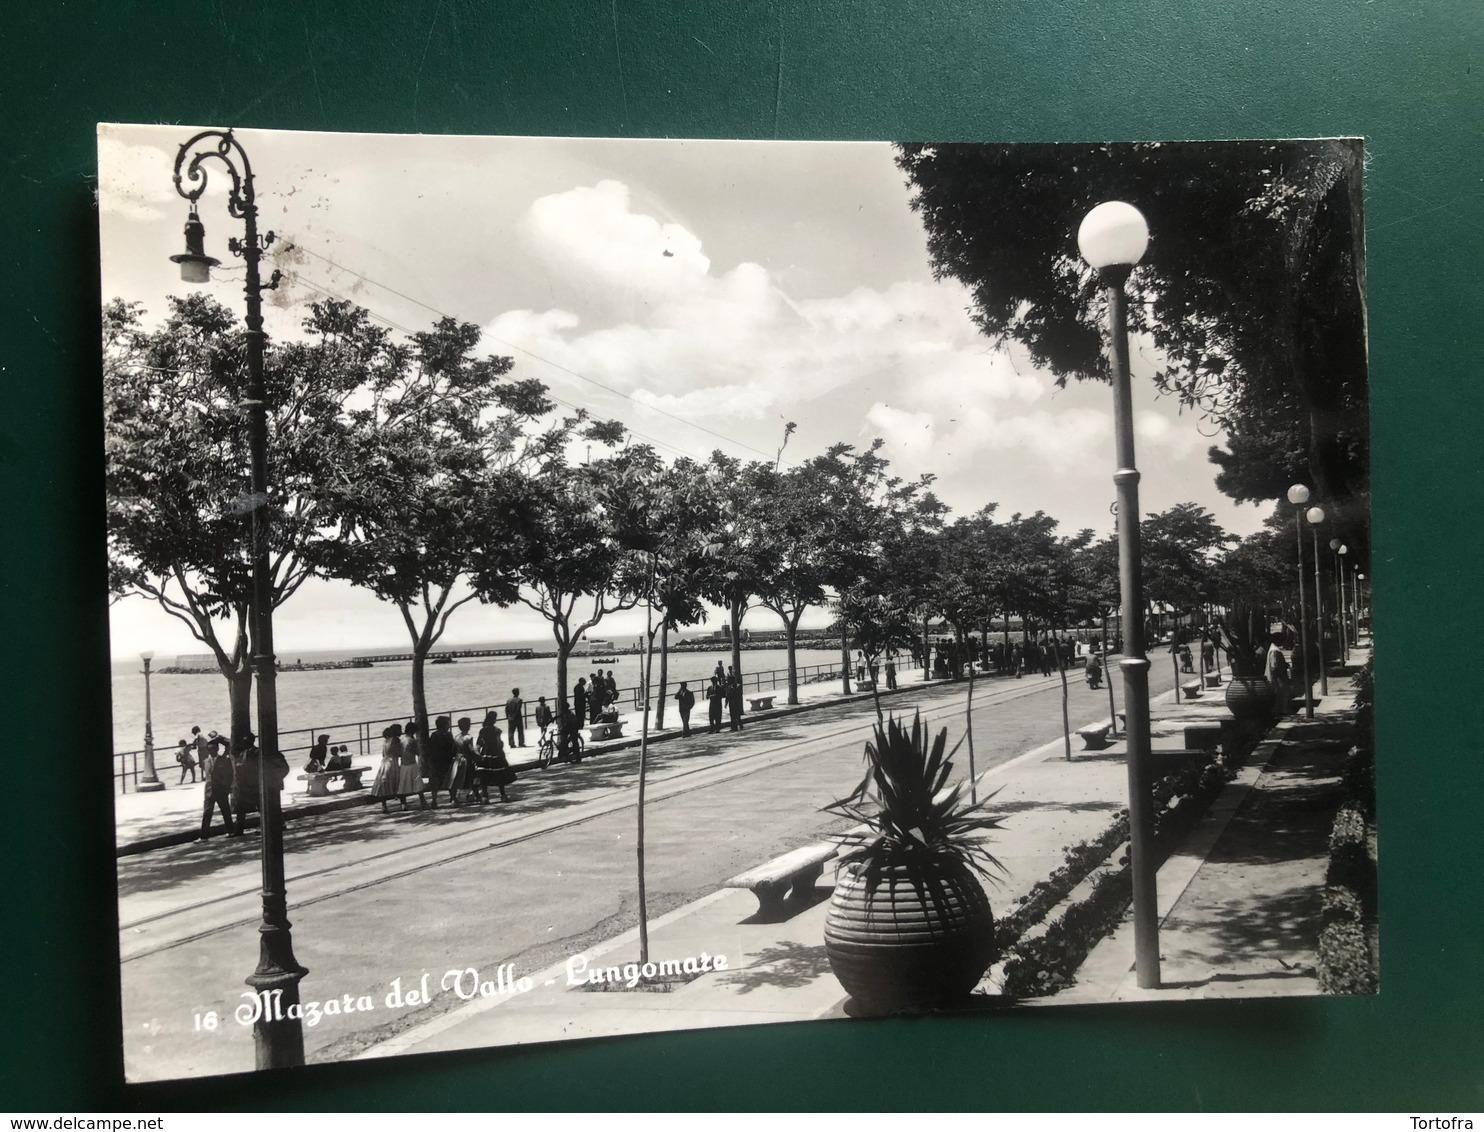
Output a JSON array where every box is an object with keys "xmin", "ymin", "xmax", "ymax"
[
  {"xmin": 200, "ymin": 741, "xmax": 234, "ymax": 839},
  {"xmin": 505, "ymin": 689, "xmax": 525, "ymax": 748}
]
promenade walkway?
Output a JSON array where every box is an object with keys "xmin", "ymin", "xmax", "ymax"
[
  {"xmin": 1056, "ymin": 644, "xmax": 1370, "ymax": 1004},
  {"xmin": 362, "ymin": 649, "xmax": 1367, "ymax": 1062},
  {"xmin": 111, "ymin": 666, "xmax": 922, "ymax": 852}
]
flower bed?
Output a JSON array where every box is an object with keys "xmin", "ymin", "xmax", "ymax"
[
  {"xmin": 993, "ymin": 814, "xmax": 1129, "ymax": 954},
  {"xmin": 1000, "ymin": 750, "xmax": 1239, "ymax": 997}
]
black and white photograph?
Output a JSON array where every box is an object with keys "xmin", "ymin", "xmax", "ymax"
[{"xmin": 98, "ymin": 126, "xmax": 1374, "ymax": 1083}]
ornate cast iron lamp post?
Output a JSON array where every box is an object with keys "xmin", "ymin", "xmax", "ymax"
[
  {"xmin": 137, "ymin": 651, "xmax": 163, "ymax": 792},
  {"xmin": 1307, "ymin": 505, "xmax": 1329, "ymax": 697},
  {"xmin": 170, "ymin": 129, "xmax": 306, "ymax": 1069},
  {"xmin": 1079, "ymin": 200, "xmax": 1158, "ymax": 988},
  {"xmin": 1288, "ymin": 484, "xmax": 1314, "ymax": 719}
]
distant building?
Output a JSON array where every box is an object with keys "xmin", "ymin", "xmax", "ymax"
[{"xmin": 173, "ymin": 654, "xmax": 218, "ymax": 671}]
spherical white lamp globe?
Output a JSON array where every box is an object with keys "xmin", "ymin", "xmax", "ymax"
[
  {"xmin": 1306, "ymin": 506, "xmax": 1326, "ymax": 525},
  {"xmin": 1077, "ymin": 201, "xmax": 1150, "ymax": 269},
  {"xmin": 1287, "ymin": 484, "xmax": 1310, "ymax": 505}
]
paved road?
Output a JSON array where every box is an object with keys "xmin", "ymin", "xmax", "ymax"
[{"xmin": 118, "ymin": 660, "xmax": 1178, "ymax": 1081}]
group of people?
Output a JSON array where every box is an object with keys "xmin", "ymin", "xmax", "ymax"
[
  {"xmin": 192, "ymin": 726, "xmax": 291, "ymax": 840},
  {"xmin": 371, "ymin": 712, "xmax": 518, "ymax": 812},
  {"xmin": 571, "ymin": 669, "xmax": 621, "ymax": 728}
]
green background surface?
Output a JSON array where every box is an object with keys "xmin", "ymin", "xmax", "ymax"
[{"xmin": 2, "ymin": 0, "xmax": 1480, "ymax": 1112}]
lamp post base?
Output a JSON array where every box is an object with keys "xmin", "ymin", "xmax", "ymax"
[{"xmin": 135, "ymin": 779, "xmax": 166, "ymax": 793}]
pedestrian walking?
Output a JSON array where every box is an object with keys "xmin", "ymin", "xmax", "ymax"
[
  {"xmin": 573, "ymin": 679, "xmax": 588, "ymax": 731},
  {"xmin": 372, "ymin": 724, "xmax": 403, "ymax": 811},
  {"xmin": 175, "ymin": 739, "xmax": 197, "ymax": 784},
  {"xmin": 475, "ymin": 716, "xmax": 514, "ymax": 802},
  {"xmin": 199, "ymin": 740, "xmax": 234, "ymax": 839},
  {"xmin": 726, "ymin": 671, "xmax": 744, "ymax": 732},
  {"xmin": 427, "ymin": 715, "xmax": 459, "ymax": 806},
  {"xmin": 505, "ymin": 688, "xmax": 525, "ymax": 748},
  {"xmin": 1265, "ymin": 637, "xmax": 1292, "ymax": 715},
  {"xmin": 675, "ymin": 681, "xmax": 695, "ymax": 735},
  {"xmin": 401, "ymin": 720, "xmax": 429, "ymax": 809},
  {"xmin": 884, "ymin": 658, "xmax": 897, "ymax": 690},
  {"xmin": 706, "ymin": 676, "xmax": 725, "ymax": 733},
  {"xmin": 229, "ymin": 731, "xmax": 288, "ymax": 837}
]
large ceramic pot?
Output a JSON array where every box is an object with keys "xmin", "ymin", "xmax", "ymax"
[
  {"xmin": 1224, "ymin": 676, "xmax": 1274, "ymax": 721},
  {"xmin": 824, "ymin": 856, "xmax": 995, "ymax": 1012}
]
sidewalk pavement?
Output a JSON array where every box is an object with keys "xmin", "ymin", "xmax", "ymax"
[
  {"xmin": 1050, "ymin": 645, "xmax": 1370, "ymax": 1004},
  {"xmin": 359, "ymin": 662, "xmax": 1259, "ymax": 1061},
  {"xmin": 361, "ymin": 649, "xmax": 1367, "ymax": 1060}
]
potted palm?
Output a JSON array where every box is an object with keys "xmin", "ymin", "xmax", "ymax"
[
  {"xmin": 1213, "ymin": 607, "xmax": 1275, "ymax": 721},
  {"xmin": 822, "ymin": 713, "xmax": 1004, "ymax": 1012}
]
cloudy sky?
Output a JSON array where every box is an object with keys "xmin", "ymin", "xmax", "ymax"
[{"xmin": 98, "ymin": 125, "xmax": 1266, "ymax": 659}]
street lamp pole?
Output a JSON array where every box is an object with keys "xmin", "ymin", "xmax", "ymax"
[
  {"xmin": 1329, "ymin": 541, "xmax": 1349, "ymax": 663},
  {"xmin": 1079, "ymin": 200, "xmax": 1158, "ymax": 988},
  {"xmin": 137, "ymin": 651, "xmax": 163, "ymax": 791},
  {"xmin": 1288, "ymin": 485, "xmax": 1314, "ymax": 719},
  {"xmin": 1308, "ymin": 507, "xmax": 1329, "ymax": 697},
  {"xmin": 1356, "ymin": 572, "xmax": 1366, "ymax": 638},
  {"xmin": 171, "ymin": 129, "xmax": 306, "ymax": 1069}
]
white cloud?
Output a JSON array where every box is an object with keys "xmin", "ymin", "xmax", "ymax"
[
  {"xmin": 866, "ymin": 403, "xmax": 937, "ymax": 456},
  {"xmin": 490, "ymin": 182, "xmax": 1048, "ymax": 424}
]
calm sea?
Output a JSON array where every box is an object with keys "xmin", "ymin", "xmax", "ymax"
[{"xmin": 109, "ymin": 640, "xmax": 845, "ymax": 759}]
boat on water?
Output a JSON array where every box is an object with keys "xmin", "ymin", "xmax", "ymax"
[{"xmin": 588, "ymin": 657, "xmax": 619, "ymax": 665}]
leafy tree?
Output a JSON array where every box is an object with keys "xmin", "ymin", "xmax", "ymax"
[
  {"xmin": 695, "ymin": 453, "xmax": 781, "ymax": 686},
  {"xmin": 503, "ymin": 424, "xmax": 639, "ymax": 721},
  {"xmin": 309, "ymin": 302, "xmax": 560, "ymax": 737},
  {"xmin": 896, "ymin": 140, "xmax": 1368, "ymax": 557},
  {"xmin": 1138, "ymin": 503, "xmax": 1235, "ymax": 632},
  {"xmin": 104, "ymin": 294, "xmax": 354, "ymax": 742}
]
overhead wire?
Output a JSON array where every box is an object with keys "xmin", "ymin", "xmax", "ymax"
[{"xmin": 281, "ymin": 240, "xmax": 775, "ymax": 461}]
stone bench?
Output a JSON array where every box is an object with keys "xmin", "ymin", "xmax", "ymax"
[
  {"xmin": 583, "ymin": 720, "xmax": 626, "ymax": 744},
  {"xmin": 1183, "ymin": 723, "xmax": 1226, "ymax": 752},
  {"xmin": 297, "ymin": 765, "xmax": 370, "ymax": 797},
  {"xmin": 724, "ymin": 842, "xmax": 839, "ymax": 919},
  {"xmin": 747, "ymin": 694, "xmax": 776, "ymax": 711},
  {"xmin": 1076, "ymin": 723, "xmax": 1112, "ymax": 750},
  {"xmin": 1203, "ymin": 672, "xmax": 1223, "ymax": 688},
  {"xmin": 1180, "ymin": 680, "xmax": 1204, "ymax": 699}
]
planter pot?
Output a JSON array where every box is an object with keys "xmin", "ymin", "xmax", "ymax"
[
  {"xmin": 1224, "ymin": 676, "xmax": 1274, "ymax": 721},
  {"xmin": 824, "ymin": 857, "xmax": 995, "ymax": 1013}
]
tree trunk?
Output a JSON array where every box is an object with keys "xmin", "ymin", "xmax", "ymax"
[
  {"xmin": 840, "ymin": 618, "xmax": 852, "ymax": 696},
  {"xmin": 965, "ymin": 661, "xmax": 978, "ymax": 802},
  {"xmin": 1053, "ymin": 637, "xmax": 1072, "ymax": 761},
  {"xmin": 729, "ymin": 599, "xmax": 744, "ymax": 681},
  {"xmin": 922, "ymin": 615, "xmax": 931, "ymax": 682},
  {"xmin": 636, "ymin": 588, "xmax": 655, "ymax": 966},
  {"xmin": 1102, "ymin": 613, "xmax": 1118, "ymax": 736},
  {"xmin": 555, "ymin": 635, "xmax": 570, "ymax": 714},
  {"xmin": 226, "ymin": 666, "xmax": 253, "ymax": 748},
  {"xmin": 410, "ymin": 640, "xmax": 431, "ymax": 738},
  {"xmin": 655, "ymin": 620, "xmax": 669, "ymax": 728},
  {"xmin": 784, "ymin": 610, "xmax": 800, "ymax": 705}
]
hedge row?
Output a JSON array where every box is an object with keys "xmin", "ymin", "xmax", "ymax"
[{"xmin": 993, "ymin": 812, "xmax": 1130, "ymax": 954}]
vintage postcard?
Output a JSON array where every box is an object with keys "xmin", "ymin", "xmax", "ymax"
[{"xmin": 99, "ymin": 126, "xmax": 1374, "ymax": 1081}]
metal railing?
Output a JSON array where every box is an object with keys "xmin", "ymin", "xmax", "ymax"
[{"xmin": 112, "ymin": 658, "xmax": 843, "ymax": 794}]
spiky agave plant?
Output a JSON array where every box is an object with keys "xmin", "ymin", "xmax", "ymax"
[{"xmin": 824, "ymin": 712, "xmax": 1005, "ymax": 894}]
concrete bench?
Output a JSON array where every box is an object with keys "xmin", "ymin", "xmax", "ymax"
[
  {"xmin": 1184, "ymin": 723, "xmax": 1225, "ymax": 752},
  {"xmin": 1147, "ymin": 747, "xmax": 1211, "ymax": 780},
  {"xmin": 1076, "ymin": 723, "xmax": 1112, "ymax": 750},
  {"xmin": 297, "ymin": 765, "xmax": 370, "ymax": 797},
  {"xmin": 1203, "ymin": 672, "xmax": 1223, "ymax": 688},
  {"xmin": 583, "ymin": 721, "xmax": 626, "ymax": 744},
  {"xmin": 724, "ymin": 842, "xmax": 838, "ymax": 919},
  {"xmin": 1180, "ymin": 680, "xmax": 1204, "ymax": 699},
  {"xmin": 747, "ymin": 694, "xmax": 776, "ymax": 711}
]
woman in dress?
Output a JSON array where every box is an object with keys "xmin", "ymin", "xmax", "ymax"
[
  {"xmin": 447, "ymin": 716, "xmax": 476, "ymax": 803},
  {"xmin": 372, "ymin": 723, "xmax": 403, "ymax": 812},
  {"xmin": 399, "ymin": 719, "xmax": 428, "ymax": 810},
  {"xmin": 477, "ymin": 719, "xmax": 514, "ymax": 802}
]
